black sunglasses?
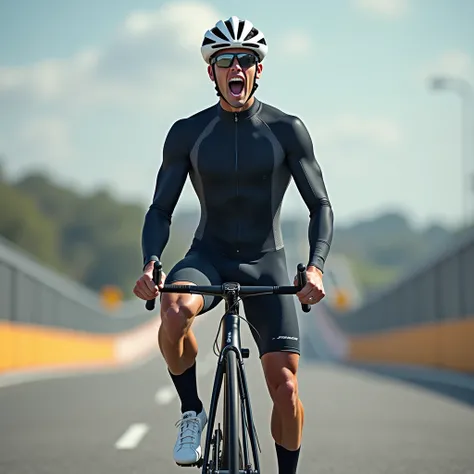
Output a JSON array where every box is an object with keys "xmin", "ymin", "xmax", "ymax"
[{"xmin": 210, "ymin": 52, "xmax": 258, "ymax": 69}]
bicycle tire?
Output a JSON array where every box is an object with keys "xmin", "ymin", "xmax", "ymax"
[{"xmin": 220, "ymin": 350, "xmax": 242, "ymax": 473}]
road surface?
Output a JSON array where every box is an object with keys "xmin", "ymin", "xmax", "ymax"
[{"xmin": 1, "ymin": 305, "xmax": 474, "ymax": 474}]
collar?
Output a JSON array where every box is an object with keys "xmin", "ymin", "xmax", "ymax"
[{"xmin": 217, "ymin": 98, "xmax": 261, "ymax": 121}]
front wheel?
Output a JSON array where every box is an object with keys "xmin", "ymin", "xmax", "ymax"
[{"xmin": 220, "ymin": 350, "xmax": 243, "ymax": 473}]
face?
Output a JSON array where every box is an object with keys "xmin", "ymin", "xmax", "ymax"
[{"xmin": 208, "ymin": 48, "xmax": 263, "ymax": 110}]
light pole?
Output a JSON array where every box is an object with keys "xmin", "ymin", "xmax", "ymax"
[{"xmin": 428, "ymin": 75, "xmax": 473, "ymax": 228}]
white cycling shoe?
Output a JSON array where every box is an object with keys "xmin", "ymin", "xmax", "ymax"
[{"xmin": 173, "ymin": 409, "xmax": 208, "ymax": 466}]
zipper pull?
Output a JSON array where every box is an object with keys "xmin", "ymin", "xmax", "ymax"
[{"xmin": 234, "ymin": 113, "xmax": 238, "ymax": 123}]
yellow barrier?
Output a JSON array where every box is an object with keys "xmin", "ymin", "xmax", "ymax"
[
  {"xmin": 0, "ymin": 322, "xmax": 115, "ymax": 372},
  {"xmin": 349, "ymin": 316, "xmax": 474, "ymax": 372},
  {"xmin": 2, "ymin": 316, "xmax": 473, "ymax": 375}
]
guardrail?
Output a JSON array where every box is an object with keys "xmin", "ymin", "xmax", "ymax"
[
  {"xmin": 325, "ymin": 227, "xmax": 474, "ymax": 372},
  {"xmin": 335, "ymin": 226, "xmax": 474, "ymax": 334},
  {"xmin": 0, "ymin": 235, "xmax": 153, "ymax": 333}
]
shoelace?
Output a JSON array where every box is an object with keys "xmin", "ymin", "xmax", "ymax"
[{"xmin": 175, "ymin": 416, "xmax": 200, "ymax": 447}]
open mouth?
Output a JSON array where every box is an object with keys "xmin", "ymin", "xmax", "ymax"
[{"xmin": 228, "ymin": 77, "xmax": 245, "ymax": 97}]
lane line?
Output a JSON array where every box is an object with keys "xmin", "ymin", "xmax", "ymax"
[
  {"xmin": 115, "ymin": 423, "xmax": 149, "ymax": 450},
  {"xmin": 155, "ymin": 386, "xmax": 176, "ymax": 405}
]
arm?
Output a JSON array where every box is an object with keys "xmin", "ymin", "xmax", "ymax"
[
  {"xmin": 141, "ymin": 119, "xmax": 190, "ymax": 269},
  {"xmin": 286, "ymin": 117, "xmax": 334, "ymax": 273}
]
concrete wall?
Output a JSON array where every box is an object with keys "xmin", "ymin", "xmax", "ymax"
[
  {"xmin": 328, "ymin": 228, "xmax": 474, "ymax": 373},
  {"xmin": 0, "ymin": 236, "xmax": 159, "ymax": 374}
]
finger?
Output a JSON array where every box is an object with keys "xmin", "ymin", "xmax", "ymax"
[
  {"xmin": 297, "ymin": 283, "xmax": 314, "ymax": 300},
  {"xmin": 309, "ymin": 288, "xmax": 325, "ymax": 304},
  {"xmin": 158, "ymin": 273, "xmax": 167, "ymax": 289},
  {"xmin": 143, "ymin": 275, "xmax": 158, "ymax": 293},
  {"xmin": 133, "ymin": 287, "xmax": 147, "ymax": 300},
  {"xmin": 302, "ymin": 286, "xmax": 324, "ymax": 304},
  {"xmin": 138, "ymin": 279, "xmax": 157, "ymax": 299}
]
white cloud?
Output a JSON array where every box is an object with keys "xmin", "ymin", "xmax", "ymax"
[
  {"xmin": 0, "ymin": 1, "xmax": 220, "ymax": 110},
  {"xmin": 418, "ymin": 50, "xmax": 474, "ymax": 85},
  {"xmin": 1, "ymin": 117, "xmax": 77, "ymax": 178},
  {"xmin": 312, "ymin": 115, "xmax": 402, "ymax": 147},
  {"xmin": 0, "ymin": 1, "xmax": 222, "ymax": 185},
  {"xmin": 353, "ymin": 0, "xmax": 409, "ymax": 18},
  {"xmin": 279, "ymin": 31, "xmax": 313, "ymax": 57}
]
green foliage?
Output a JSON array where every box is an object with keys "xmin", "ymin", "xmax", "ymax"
[
  {"xmin": 0, "ymin": 164, "xmax": 459, "ymax": 300},
  {"xmin": 332, "ymin": 212, "xmax": 454, "ymax": 295},
  {"xmin": 0, "ymin": 169, "xmax": 190, "ymax": 299},
  {"xmin": 0, "ymin": 181, "xmax": 62, "ymax": 270}
]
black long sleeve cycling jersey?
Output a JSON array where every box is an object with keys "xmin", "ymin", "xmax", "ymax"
[{"xmin": 142, "ymin": 98, "xmax": 334, "ymax": 272}]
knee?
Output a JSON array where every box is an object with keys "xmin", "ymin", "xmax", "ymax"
[
  {"xmin": 267, "ymin": 368, "xmax": 299, "ymax": 412},
  {"xmin": 160, "ymin": 298, "xmax": 195, "ymax": 342}
]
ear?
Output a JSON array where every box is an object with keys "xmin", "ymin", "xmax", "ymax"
[
  {"xmin": 255, "ymin": 62, "xmax": 263, "ymax": 80},
  {"xmin": 207, "ymin": 65, "xmax": 215, "ymax": 82}
]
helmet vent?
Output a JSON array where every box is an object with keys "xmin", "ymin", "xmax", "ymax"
[
  {"xmin": 202, "ymin": 37, "xmax": 215, "ymax": 46},
  {"xmin": 211, "ymin": 26, "xmax": 229, "ymax": 41},
  {"xmin": 224, "ymin": 20, "xmax": 236, "ymax": 39},
  {"xmin": 242, "ymin": 42, "xmax": 260, "ymax": 49},
  {"xmin": 237, "ymin": 20, "xmax": 245, "ymax": 39},
  {"xmin": 244, "ymin": 27, "xmax": 259, "ymax": 41},
  {"xmin": 258, "ymin": 38, "xmax": 267, "ymax": 45}
]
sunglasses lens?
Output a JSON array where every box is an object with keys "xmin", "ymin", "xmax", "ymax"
[
  {"xmin": 214, "ymin": 54, "xmax": 234, "ymax": 68},
  {"xmin": 213, "ymin": 53, "xmax": 258, "ymax": 68},
  {"xmin": 238, "ymin": 54, "xmax": 257, "ymax": 68}
]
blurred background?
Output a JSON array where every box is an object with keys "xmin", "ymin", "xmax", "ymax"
[{"xmin": 1, "ymin": 1, "xmax": 474, "ymax": 473}]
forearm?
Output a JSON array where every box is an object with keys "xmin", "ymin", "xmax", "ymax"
[
  {"xmin": 141, "ymin": 206, "xmax": 172, "ymax": 269},
  {"xmin": 307, "ymin": 202, "xmax": 334, "ymax": 273}
]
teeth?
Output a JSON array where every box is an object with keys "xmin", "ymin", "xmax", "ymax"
[{"xmin": 229, "ymin": 77, "xmax": 244, "ymax": 83}]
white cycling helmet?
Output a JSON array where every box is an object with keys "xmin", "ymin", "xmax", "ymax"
[{"xmin": 201, "ymin": 16, "xmax": 268, "ymax": 64}]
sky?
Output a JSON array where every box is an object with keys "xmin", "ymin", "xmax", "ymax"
[{"xmin": 1, "ymin": 0, "xmax": 473, "ymax": 230}]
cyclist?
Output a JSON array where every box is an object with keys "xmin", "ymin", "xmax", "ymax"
[{"xmin": 133, "ymin": 16, "xmax": 334, "ymax": 474}]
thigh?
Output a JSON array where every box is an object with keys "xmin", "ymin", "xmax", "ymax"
[
  {"xmin": 239, "ymin": 249, "xmax": 300, "ymax": 358},
  {"xmin": 165, "ymin": 249, "xmax": 222, "ymax": 314}
]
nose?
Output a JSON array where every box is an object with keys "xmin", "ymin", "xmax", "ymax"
[{"xmin": 230, "ymin": 57, "xmax": 243, "ymax": 72}]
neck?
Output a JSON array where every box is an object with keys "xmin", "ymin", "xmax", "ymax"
[{"xmin": 219, "ymin": 96, "xmax": 255, "ymax": 113}]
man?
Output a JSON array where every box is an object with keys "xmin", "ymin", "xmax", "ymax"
[{"xmin": 133, "ymin": 16, "xmax": 334, "ymax": 474}]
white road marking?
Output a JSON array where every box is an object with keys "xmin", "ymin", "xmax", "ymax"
[
  {"xmin": 155, "ymin": 386, "xmax": 176, "ymax": 405},
  {"xmin": 115, "ymin": 423, "xmax": 149, "ymax": 450}
]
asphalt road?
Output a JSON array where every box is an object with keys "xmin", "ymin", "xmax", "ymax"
[{"xmin": 1, "ymin": 305, "xmax": 474, "ymax": 474}]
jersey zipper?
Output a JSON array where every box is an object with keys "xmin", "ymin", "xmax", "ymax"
[{"xmin": 234, "ymin": 112, "xmax": 240, "ymax": 252}]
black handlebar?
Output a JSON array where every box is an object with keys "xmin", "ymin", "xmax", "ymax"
[
  {"xmin": 297, "ymin": 263, "xmax": 311, "ymax": 313},
  {"xmin": 145, "ymin": 256, "xmax": 161, "ymax": 311},
  {"xmin": 145, "ymin": 256, "xmax": 312, "ymax": 313}
]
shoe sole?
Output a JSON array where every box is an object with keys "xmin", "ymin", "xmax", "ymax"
[{"xmin": 175, "ymin": 458, "xmax": 203, "ymax": 468}]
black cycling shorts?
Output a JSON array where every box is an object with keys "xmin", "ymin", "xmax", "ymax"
[{"xmin": 164, "ymin": 240, "xmax": 300, "ymax": 357}]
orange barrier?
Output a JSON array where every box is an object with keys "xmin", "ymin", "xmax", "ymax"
[
  {"xmin": 0, "ymin": 316, "xmax": 161, "ymax": 374},
  {"xmin": 0, "ymin": 322, "xmax": 115, "ymax": 372},
  {"xmin": 2, "ymin": 315, "xmax": 473, "ymax": 375},
  {"xmin": 349, "ymin": 316, "xmax": 474, "ymax": 373}
]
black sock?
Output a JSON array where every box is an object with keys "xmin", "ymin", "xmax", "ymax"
[
  {"xmin": 168, "ymin": 362, "xmax": 203, "ymax": 415},
  {"xmin": 275, "ymin": 443, "xmax": 300, "ymax": 474}
]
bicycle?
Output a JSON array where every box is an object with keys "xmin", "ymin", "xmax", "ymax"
[{"xmin": 145, "ymin": 256, "xmax": 311, "ymax": 474}]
